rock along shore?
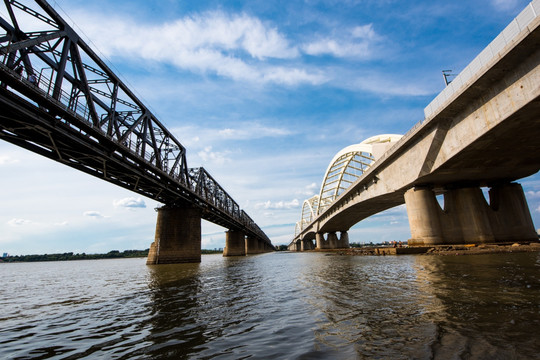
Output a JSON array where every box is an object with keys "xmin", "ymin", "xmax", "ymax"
[{"xmin": 312, "ymin": 242, "xmax": 540, "ymax": 256}]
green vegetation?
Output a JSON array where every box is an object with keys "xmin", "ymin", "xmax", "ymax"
[
  {"xmin": 201, "ymin": 249, "xmax": 223, "ymax": 254},
  {"xmin": 1, "ymin": 248, "xmax": 223, "ymax": 262}
]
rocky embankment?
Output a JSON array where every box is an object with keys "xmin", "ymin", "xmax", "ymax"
[
  {"xmin": 423, "ymin": 242, "xmax": 540, "ymax": 256},
  {"xmin": 319, "ymin": 242, "xmax": 540, "ymax": 256}
]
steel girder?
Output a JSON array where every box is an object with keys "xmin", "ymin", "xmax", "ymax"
[{"xmin": 0, "ymin": 0, "xmax": 271, "ymax": 244}]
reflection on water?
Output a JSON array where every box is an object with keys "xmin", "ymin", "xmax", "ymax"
[
  {"xmin": 413, "ymin": 254, "xmax": 540, "ymax": 359},
  {"xmin": 0, "ymin": 252, "xmax": 539, "ymax": 359}
]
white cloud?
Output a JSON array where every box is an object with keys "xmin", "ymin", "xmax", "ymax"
[
  {"xmin": 255, "ymin": 199, "xmax": 300, "ymax": 210},
  {"xmin": 490, "ymin": 0, "xmax": 520, "ymax": 11},
  {"xmin": 296, "ymin": 182, "xmax": 318, "ymax": 197},
  {"xmin": 527, "ymin": 191, "xmax": 540, "ymax": 198},
  {"xmin": 217, "ymin": 123, "xmax": 293, "ymax": 140},
  {"xmin": 7, "ymin": 218, "xmax": 31, "ymax": 226},
  {"xmin": 113, "ymin": 197, "xmax": 146, "ymax": 209},
  {"xmin": 197, "ymin": 146, "xmax": 232, "ymax": 165},
  {"xmin": 351, "ymin": 74, "xmax": 434, "ymax": 96},
  {"xmin": 69, "ymin": 10, "xmax": 327, "ymax": 86},
  {"xmin": 0, "ymin": 155, "xmax": 19, "ymax": 165},
  {"xmin": 261, "ymin": 66, "xmax": 328, "ymax": 85},
  {"xmin": 536, "ymin": 205, "xmax": 540, "ymax": 213},
  {"xmin": 302, "ymin": 24, "xmax": 379, "ymax": 59},
  {"xmin": 83, "ymin": 211, "xmax": 105, "ymax": 219}
]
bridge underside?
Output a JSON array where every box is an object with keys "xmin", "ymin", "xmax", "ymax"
[{"xmin": 415, "ymin": 89, "xmax": 540, "ymax": 188}]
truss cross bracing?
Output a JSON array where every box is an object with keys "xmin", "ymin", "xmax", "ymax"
[{"xmin": 0, "ymin": 0, "xmax": 270, "ymax": 244}]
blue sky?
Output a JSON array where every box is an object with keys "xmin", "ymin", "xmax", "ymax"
[{"xmin": 1, "ymin": 0, "xmax": 539, "ymax": 255}]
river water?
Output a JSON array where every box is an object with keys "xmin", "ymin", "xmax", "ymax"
[{"xmin": 1, "ymin": 251, "xmax": 539, "ymax": 359}]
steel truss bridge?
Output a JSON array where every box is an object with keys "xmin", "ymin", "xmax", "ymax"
[{"xmin": 0, "ymin": 0, "xmax": 271, "ymax": 245}]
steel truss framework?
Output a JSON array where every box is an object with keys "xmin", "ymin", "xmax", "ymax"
[
  {"xmin": 0, "ymin": 0, "xmax": 270, "ymax": 244},
  {"xmin": 295, "ymin": 134, "xmax": 402, "ymax": 237}
]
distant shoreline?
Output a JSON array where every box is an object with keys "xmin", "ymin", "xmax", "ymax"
[{"xmin": 0, "ymin": 249, "xmax": 223, "ymax": 263}]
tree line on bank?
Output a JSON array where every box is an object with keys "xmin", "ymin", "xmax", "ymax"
[{"xmin": 1, "ymin": 249, "xmax": 223, "ymax": 262}]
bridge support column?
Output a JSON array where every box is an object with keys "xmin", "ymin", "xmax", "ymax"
[
  {"xmin": 223, "ymin": 230, "xmax": 246, "ymax": 256},
  {"xmin": 404, "ymin": 187, "xmax": 444, "ymax": 246},
  {"xmin": 245, "ymin": 236, "xmax": 259, "ymax": 255},
  {"xmin": 327, "ymin": 232, "xmax": 339, "ymax": 249},
  {"xmin": 316, "ymin": 233, "xmax": 327, "ymax": 249},
  {"xmin": 339, "ymin": 231, "xmax": 350, "ymax": 248},
  {"xmin": 301, "ymin": 239, "xmax": 314, "ymax": 251},
  {"xmin": 444, "ymin": 187, "xmax": 495, "ymax": 243},
  {"xmin": 405, "ymin": 183, "xmax": 537, "ymax": 246},
  {"xmin": 147, "ymin": 205, "xmax": 201, "ymax": 265},
  {"xmin": 488, "ymin": 183, "xmax": 537, "ymax": 242}
]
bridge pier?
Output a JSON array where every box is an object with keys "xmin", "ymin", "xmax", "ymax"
[
  {"xmin": 223, "ymin": 230, "xmax": 246, "ymax": 256},
  {"xmin": 338, "ymin": 231, "xmax": 350, "ymax": 248},
  {"xmin": 301, "ymin": 239, "xmax": 315, "ymax": 251},
  {"xmin": 405, "ymin": 183, "xmax": 537, "ymax": 246},
  {"xmin": 146, "ymin": 205, "xmax": 202, "ymax": 264},
  {"xmin": 327, "ymin": 232, "xmax": 339, "ymax": 248},
  {"xmin": 316, "ymin": 233, "xmax": 327, "ymax": 249},
  {"xmin": 262, "ymin": 241, "xmax": 272, "ymax": 252},
  {"xmin": 246, "ymin": 236, "xmax": 267, "ymax": 254},
  {"xmin": 245, "ymin": 236, "xmax": 257, "ymax": 254}
]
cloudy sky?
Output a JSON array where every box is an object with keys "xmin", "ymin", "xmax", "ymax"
[{"xmin": 1, "ymin": 0, "xmax": 539, "ymax": 255}]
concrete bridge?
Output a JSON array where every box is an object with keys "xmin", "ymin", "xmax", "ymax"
[
  {"xmin": 0, "ymin": 0, "xmax": 274, "ymax": 263},
  {"xmin": 291, "ymin": 1, "xmax": 540, "ymax": 251}
]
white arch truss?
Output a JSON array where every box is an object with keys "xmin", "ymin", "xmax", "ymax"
[
  {"xmin": 317, "ymin": 134, "xmax": 403, "ymax": 215},
  {"xmin": 301, "ymin": 195, "xmax": 319, "ymax": 225},
  {"xmin": 295, "ymin": 134, "xmax": 402, "ymax": 236}
]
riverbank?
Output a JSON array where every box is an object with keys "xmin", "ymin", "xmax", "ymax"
[
  {"xmin": 0, "ymin": 249, "xmax": 223, "ymax": 262},
  {"xmin": 311, "ymin": 242, "xmax": 540, "ymax": 256}
]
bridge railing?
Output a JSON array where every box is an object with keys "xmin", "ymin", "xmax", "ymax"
[
  {"xmin": 0, "ymin": 57, "xmax": 189, "ymax": 183},
  {"xmin": 0, "ymin": 0, "xmax": 270, "ymax": 243},
  {"xmin": 189, "ymin": 167, "xmax": 270, "ymax": 242}
]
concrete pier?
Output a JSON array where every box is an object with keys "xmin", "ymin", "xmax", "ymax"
[
  {"xmin": 405, "ymin": 183, "xmax": 537, "ymax": 246},
  {"xmin": 301, "ymin": 239, "xmax": 315, "ymax": 251},
  {"xmin": 246, "ymin": 236, "xmax": 262, "ymax": 255},
  {"xmin": 338, "ymin": 231, "xmax": 350, "ymax": 248},
  {"xmin": 146, "ymin": 206, "xmax": 202, "ymax": 264},
  {"xmin": 223, "ymin": 230, "xmax": 246, "ymax": 256},
  {"xmin": 327, "ymin": 232, "xmax": 338, "ymax": 248},
  {"xmin": 316, "ymin": 233, "xmax": 327, "ymax": 249},
  {"xmin": 488, "ymin": 183, "xmax": 538, "ymax": 242}
]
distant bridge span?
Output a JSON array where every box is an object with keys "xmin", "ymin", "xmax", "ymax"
[
  {"xmin": 0, "ymin": 0, "xmax": 273, "ymax": 263},
  {"xmin": 291, "ymin": 1, "xmax": 540, "ymax": 250}
]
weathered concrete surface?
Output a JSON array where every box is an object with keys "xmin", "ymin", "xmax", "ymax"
[
  {"xmin": 295, "ymin": 16, "xmax": 540, "ymax": 244},
  {"xmin": 301, "ymin": 238, "xmax": 315, "ymax": 251},
  {"xmin": 147, "ymin": 206, "xmax": 202, "ymax": 264},
  {"xmin": 245, "ymin": 236, "xmax": 259, "ymax": 254},
  {"xmin": 405, "ymin": 183, "xmax": 537, "ymax": 246},
  {"xmin": 223, "ymin": 230, "xmax": 246, "ymax": 256}
]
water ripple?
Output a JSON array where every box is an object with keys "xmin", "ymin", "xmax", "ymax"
[{"xmin": 1, "ymin": 252, "xmax": 539, "ymax": 358}]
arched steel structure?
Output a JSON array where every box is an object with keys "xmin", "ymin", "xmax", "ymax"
[
  {"xmin": 301, "ymin": 195, "xmax": 319, "ymax": 223},
  {"xmin": 296, "ymin": 134, "xmax": 402, "ymax": 233}
]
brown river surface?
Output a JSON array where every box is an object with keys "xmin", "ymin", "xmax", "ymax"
[{"xmin": 1, "ymin": 251, "xmax": 539, "ymax": 359}]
